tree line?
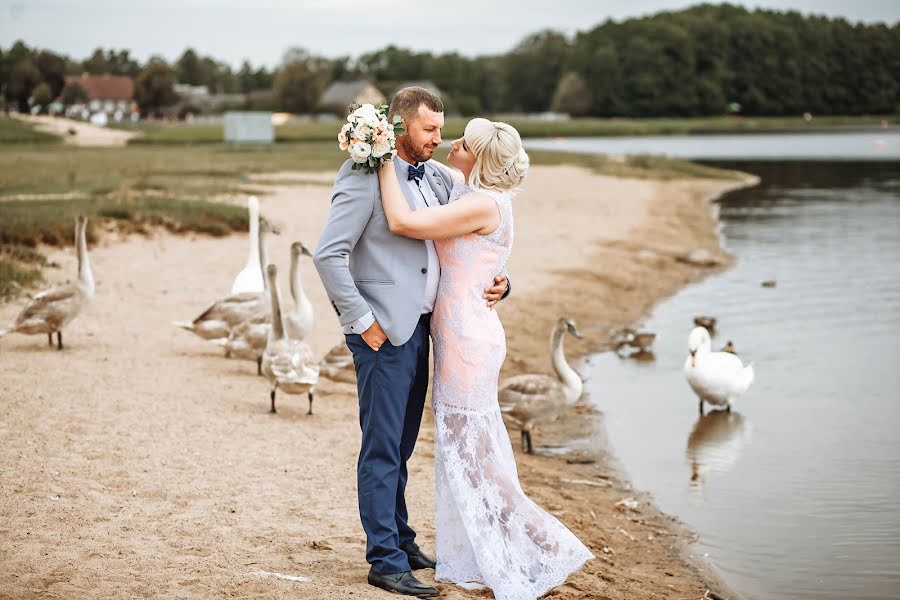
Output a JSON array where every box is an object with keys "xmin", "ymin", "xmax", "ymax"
[{"xmin": 2, "ymin": 3, "xmax": 897, "ymax": 117}]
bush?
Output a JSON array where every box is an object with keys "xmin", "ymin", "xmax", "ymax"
[
  {"xmin": 31, "ymin": 82, "xmax": 53, "ymax": 111},
  {"xmin": 454, "ymin": 96, "xmax": 482, "ymax": 117}
]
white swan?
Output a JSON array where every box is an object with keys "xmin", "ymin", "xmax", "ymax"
[
  {"xmin": 231, "ymin": 196, "xmax": 264, "ymax": 294},
  {"xmin": 499, "ymin": 317, "xmax": 584, "ymax": 453},
  {"xmin": 223, "ymin": 240, "xmax": 312, "ymax": 372},
  {"xmin": 261, "ymin": 263, "xmax": 318, "ymax": 415},
  {"xmin": 173, "ymin": 227, "xmax": 271, "ymax": 345},
  {"xmin": 684, "ymin": 326, "xmax": 754, "ymax": 414},
  {"xmin": 1, "ymin": 214, "xmax": 95, "ymax": 350},
  {"xmin": 284, "ymin": 242, "xmax": 314, "ymax": 340}
]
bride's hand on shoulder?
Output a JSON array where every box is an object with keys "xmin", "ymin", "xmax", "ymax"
[{"xmin": 378, "ymin": 159, "xmax": 395, "ymax": 178}]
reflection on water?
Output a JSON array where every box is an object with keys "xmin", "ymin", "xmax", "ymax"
[
  {"xmin": 686, "ymin": 410, "xmax": 749, "ymax": 489},
  {"xmin": 587, "ymin": 160, "xmax": 900, "ymax": 600}
]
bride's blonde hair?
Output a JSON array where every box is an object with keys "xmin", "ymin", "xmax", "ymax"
[{"xmin": 464, "ymin": 118, "xmax": 529, "ymax": 191}]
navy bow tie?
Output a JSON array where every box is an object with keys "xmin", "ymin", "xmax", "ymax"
[{"xmin": 407, "ymin": 163, "xmax": 425, "ymax": 183}]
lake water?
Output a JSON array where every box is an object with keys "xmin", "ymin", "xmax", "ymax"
[
  {"xmin": 576, "ymin": 155, "xmax": 900, "ymax": 600},
  {"xmin": 526, "ymin": 129, "xmax": 900, "ymax": 160}
]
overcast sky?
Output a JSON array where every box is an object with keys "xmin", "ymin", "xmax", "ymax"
[{"xmin": 2, "ymin": 0, "xmax": 897, "ymax": 69}]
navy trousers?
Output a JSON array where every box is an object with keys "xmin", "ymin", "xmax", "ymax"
[{"xmin": 345, "ymin": 313, "xmax": 431, "ymax": 575}]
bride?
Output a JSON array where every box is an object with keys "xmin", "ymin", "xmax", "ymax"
[{"xmin": 378, "ymin": 118, "xmax": 593, "ymax": 599}]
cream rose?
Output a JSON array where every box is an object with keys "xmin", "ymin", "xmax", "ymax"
[{"xmin": 372, "ymin": 140, "xmax": 392, "ymax": 158}]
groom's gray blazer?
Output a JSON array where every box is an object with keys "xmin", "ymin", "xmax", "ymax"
[{"xmin": 314, "ymin": 158, "xmax": 454, "ymax": 347}]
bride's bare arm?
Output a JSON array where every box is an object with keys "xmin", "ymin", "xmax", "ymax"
[{"xmin": 378, "ymin": 160, "xmax": 498, "ymax": 240}]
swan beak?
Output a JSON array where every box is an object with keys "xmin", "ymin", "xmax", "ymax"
[{"xmin": 301, "ymin": 244, "xmax": 313, "ymax": 257}]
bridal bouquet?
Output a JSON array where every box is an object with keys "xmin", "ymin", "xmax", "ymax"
[{"xmin": 338, "ymin": 103, "xmax": 405, "ymax": 174}]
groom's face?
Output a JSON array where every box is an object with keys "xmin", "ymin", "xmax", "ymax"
[{"xmin": 398, "ymin": 105, "xmax": 444, "ymax": 164}]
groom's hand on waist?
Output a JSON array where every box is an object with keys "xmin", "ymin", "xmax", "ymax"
[
  {"xmin": 483, "ymin": 274, "xmax": 509, "ymax": 309},
  {"xmin": 361, "ymin": 320, "xmax": 387, "ymax": 351}
]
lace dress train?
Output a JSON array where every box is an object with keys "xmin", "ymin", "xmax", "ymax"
[{"xmin": 430, "ymin": 184, "xmax": 593, "ymax": 600}]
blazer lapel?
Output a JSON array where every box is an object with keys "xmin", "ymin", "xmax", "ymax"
[
  {"xmin": 424, "ymin": 163, "xmax": 449, "ymax": 205},
  {"xmin": 392, "ymin": 159, "xmax": 420, "ymax": 210}
]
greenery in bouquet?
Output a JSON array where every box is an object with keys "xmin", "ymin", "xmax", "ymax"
[{"xmin": 338, "ymin": 103, "xmax": 406, "ymax": 174}]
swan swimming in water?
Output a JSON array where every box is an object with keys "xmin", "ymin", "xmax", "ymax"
[{"xmin": 684, "ymin": 326, "xmax": 754, "ymax": 414}]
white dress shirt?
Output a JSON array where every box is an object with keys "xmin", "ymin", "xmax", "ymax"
[{"xmin": 343, "ymin": 158, "xmax": 441, "ymax": 336}]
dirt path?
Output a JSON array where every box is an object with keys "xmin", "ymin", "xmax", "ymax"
[
  {"xmin": 13, "ymin": 114, "xmax": 139, "ymax": 146},
  {"xmin": 0, "ymin": 166, "xmax": 754, "ymax": 599}
]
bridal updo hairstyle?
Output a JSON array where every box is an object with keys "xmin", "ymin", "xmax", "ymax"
[{"xmin": 464, "ymin": 118, "xmax": 529, "ymax": 192}]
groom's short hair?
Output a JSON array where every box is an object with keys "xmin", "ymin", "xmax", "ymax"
[{"xmin": 388, "ymin": 86, "xmax": 444, "ymax": 127}]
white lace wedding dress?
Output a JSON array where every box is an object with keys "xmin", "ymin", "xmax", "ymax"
[{"xmin": 429, "ymin": 183, "xmax": 593, "ymax": 599}]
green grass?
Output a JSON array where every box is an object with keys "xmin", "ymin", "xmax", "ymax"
[
  {"xmin": 1, "ymin": 243, "xmax": 51, "ymax": 266},
  {"xmin": 126, "ymin": 114, "xmax": 899, "ymax": 145},
  {"xmin": 0, "ymin": 140, "xmax": 346, "ymax": 252},
  {"xmin": 0, "ymin": 195, "xmax": 249, "ymax": 247},
  {"xmin": 0, "ymin": 137, "xmax": 744, "ymax": 301},
  {"xmin": 0, "ymin": 117, "xmax": 61, "ymax": 144},
  {"xmin": 0, "ymin": 257, "xmax": 44, "ymax": 301},
  {"xmin": 1, "ymin": 138, "xmax": 740, "ymax": 210},
  {"xmin": 1, "ymin": 142, "xmax": 346, "ymax": 197}
]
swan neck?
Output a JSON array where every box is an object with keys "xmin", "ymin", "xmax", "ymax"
[
  {"xmin": 76, "ymin": 221, "xmax": 94, "ymax": 292},
  {"xmin": 258, "ymin": 230, "xmax": 268, "ymax": 290},
  {"xmin": 698, "ymin": 337, "xmax": 712, "ymax": 355},
  {"xmin": 247, "ymin": 205, "xmax": 260, "ymax": 265},
  {"xmin": 289, "ymin": 252, "xmax": 305, "ymax": 306},
  {"xmin": 550, "ymin": 328, "xmax": 581, "ymax": 399},
  {"xmin": 268, "ymin": 276, "xmax": 284, "ymax": 340}
]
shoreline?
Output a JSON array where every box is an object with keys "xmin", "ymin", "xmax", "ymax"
[
  {"xmin": 491, "ymin": 167, "xmax": 758, "ymax": 599},
  {"xmin": 0, "ymin": 164, "xmax": 757, "ymax": 599}
]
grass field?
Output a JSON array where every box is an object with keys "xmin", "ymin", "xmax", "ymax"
[
  {"xmin": 121, "ymin": 114, "xmax": 898, "ymax": 145},
  {"xmin": 1, "ymin": 139, "xmax": 740, "ymax": 206},
  {"xmin": 1, "ymin": 120, "xmax": 746, "ymax": 299},
  {"xmin": 0, "ymin": 117, "xmax": 61, "ymax": 144}
]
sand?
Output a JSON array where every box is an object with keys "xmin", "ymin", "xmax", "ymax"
[
  {"xmin": 0, "ymin": 165, "xmax": 756, "ymax": 599},
  {"xmin": 12, "ymin": 114, "xmax": 138, "ymax": 146}
]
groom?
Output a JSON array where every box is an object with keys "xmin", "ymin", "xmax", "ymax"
[{"xmin": 314, "ymin": 86, "xmax": 509, "ymax": 596}]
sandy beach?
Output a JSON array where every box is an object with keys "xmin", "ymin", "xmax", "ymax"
[{"xmin": 0, "ymin": 164, "xmax": 755, "ymax": 599}]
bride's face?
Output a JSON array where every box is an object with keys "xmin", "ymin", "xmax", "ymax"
[{"xmin": 448, "ymin": 136, "xmax": 476, "ymax": 174}]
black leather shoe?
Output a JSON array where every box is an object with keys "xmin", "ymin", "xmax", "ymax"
[
  {"xmin": 367, "ymin": 568, "xmax": 439, "ymax": 597},
  {"xmin": 401, "ymin": 540, "xmax": 437, "ymax": 570}
]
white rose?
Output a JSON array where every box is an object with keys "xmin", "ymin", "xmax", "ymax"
[
  {"xmin": 372, "ymin": 140, "xmax": 391, "ymax": 158},
  {"xmin": 353, "ymin": 104, "xmax": 378, "ymax": 120},
  {"xmin": 354, "ymin": 124, "xmax": 372, "ymax": 140},
  {"xmin": 350, "ymin": 141, "xmax": 372, "ymax": 163}
]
